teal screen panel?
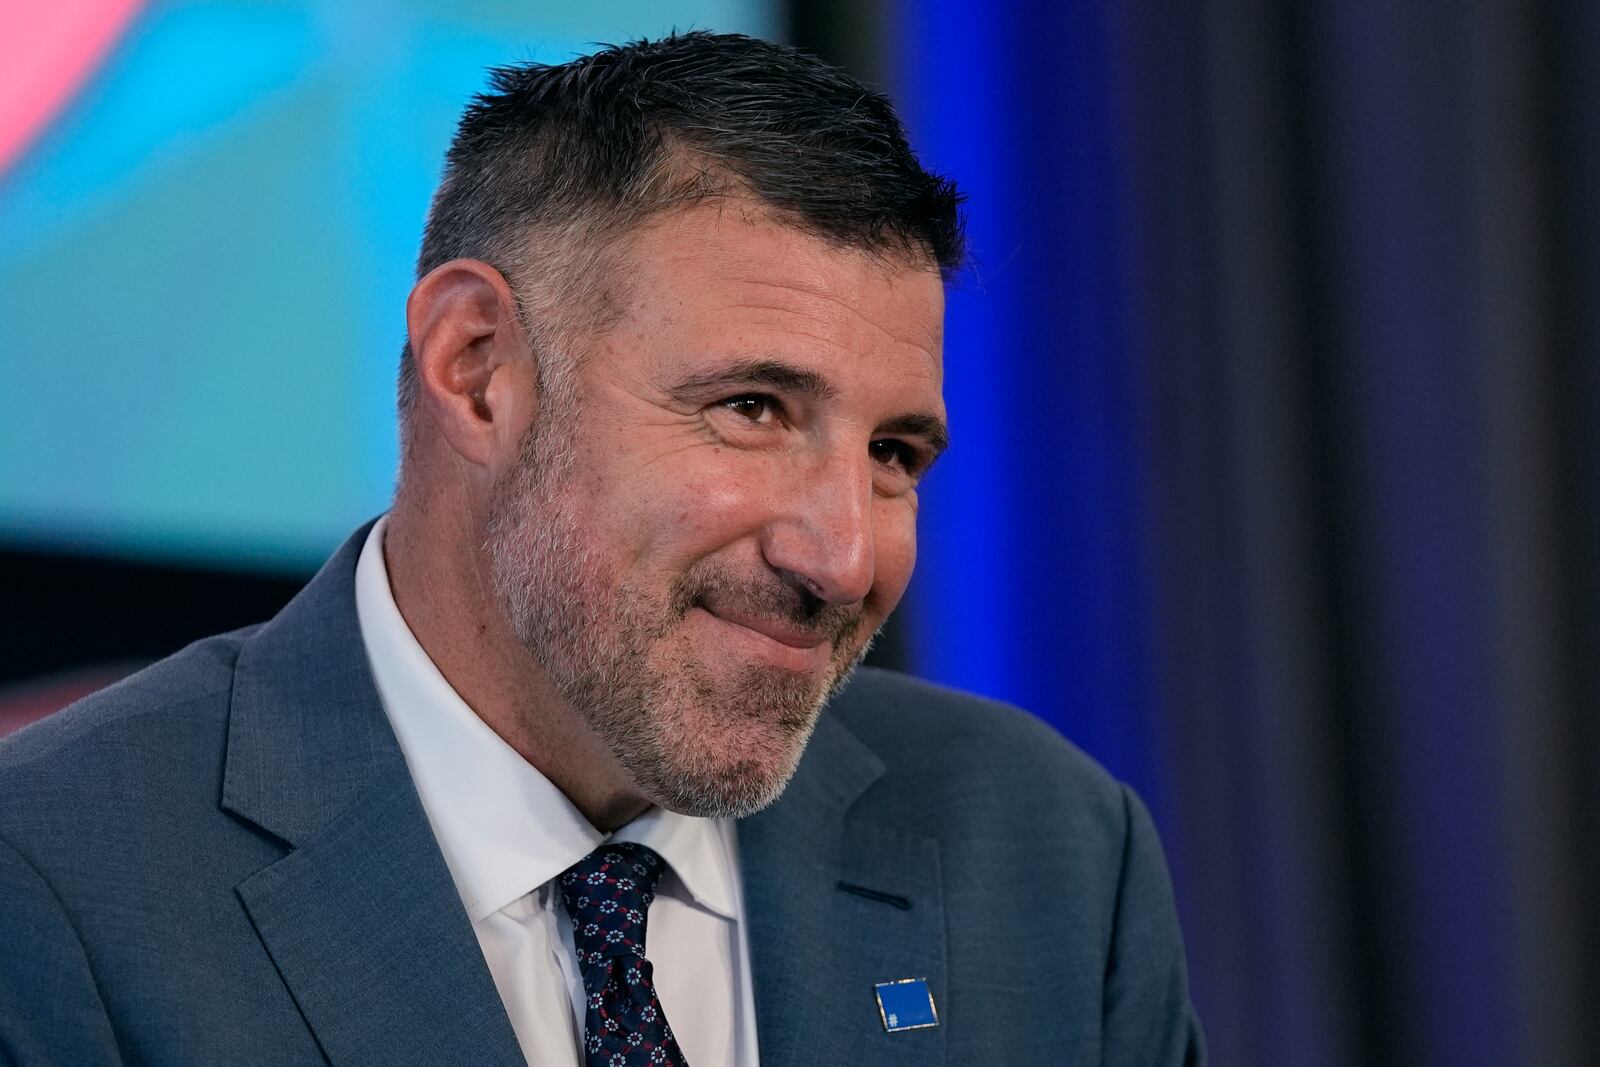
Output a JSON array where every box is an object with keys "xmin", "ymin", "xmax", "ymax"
[{"xmin": 0, "ymin": 0, "xmax": 778, "ymax": 570}]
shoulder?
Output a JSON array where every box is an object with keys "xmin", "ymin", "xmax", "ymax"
[
  {"xmin": 824, "ymin": 666, "xmax": 1129, "ymax": 846},
  {"xmin": 827, "ymin": 666, "xmax": 1121, "ymax": 795},
  {"xmin": 0, "ymin": 628, "xmax": 256, "ymax": 838},
  {"xmin": 0, "ymin": 627, "xmax": 253, "ymax": 761}
]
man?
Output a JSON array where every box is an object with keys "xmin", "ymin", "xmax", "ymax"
[{"xmin": 0, "ymin": 32, "xmax": 1203, "ymax": 1066}]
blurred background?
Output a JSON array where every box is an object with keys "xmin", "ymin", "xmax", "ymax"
[{"xmin": 2, "ymin": 1, "xmax": 1594, "ymax": 1063}]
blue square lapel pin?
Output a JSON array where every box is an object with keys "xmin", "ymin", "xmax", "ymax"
[{"xmin": 874, "ymin": 977, "xmax": 939, "ymax": 1033}]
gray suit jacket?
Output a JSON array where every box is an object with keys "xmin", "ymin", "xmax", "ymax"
[{"xmin": 0, "ymin": 526, "xmax": 1203, "ymax": 1065}]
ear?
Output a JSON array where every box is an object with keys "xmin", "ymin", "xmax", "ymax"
[{"xmin": 405, "ymin": 258, "xmax": 540, "ymax": 470}]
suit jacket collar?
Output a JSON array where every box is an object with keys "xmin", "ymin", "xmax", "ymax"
[
  {"xmin": 738, "ymin": 695, "xmax": 948, "ymax": 1067},
  {"xmin": 221, "ymin": 522, "xmax": 946, "ymax": 1067},
  {"xmin": 223, "ymin": 522, "xmax": 524, "ymax": 1064},
  {"xmin": 223, "ymin": 521, "xmax": 398, "ymax": 848}
]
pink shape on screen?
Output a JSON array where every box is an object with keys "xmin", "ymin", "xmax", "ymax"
[{"xmin": 0, "ymin": 0, "xmax": 147, "ymax": 174}]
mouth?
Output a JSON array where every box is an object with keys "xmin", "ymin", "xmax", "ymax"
[{"xmin": 691, "ymin": 604, "xmax": 833, "ymax": 672}]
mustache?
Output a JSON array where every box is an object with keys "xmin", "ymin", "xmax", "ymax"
[{"xmin": 671, "ymin": 564, "xmax": 865, "ymax": 649}]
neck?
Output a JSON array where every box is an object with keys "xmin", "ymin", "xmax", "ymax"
[{"xmin": 382, "ymin": 496, "xmax": 651, "ymax": 831}]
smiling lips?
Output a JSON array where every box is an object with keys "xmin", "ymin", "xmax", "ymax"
[
  {"xmin": 704, "ymin": 603, "xmax": 828, "ymax": 648},
  {"xmin": 694, "ymin": 602, "xmax": 834, "ymax": 670}
]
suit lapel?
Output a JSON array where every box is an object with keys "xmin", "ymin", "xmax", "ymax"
[
  {"xmin": 739, "ymin": 712, "xmax": 947, "ymax": 1067},
  {"xmin": 235, "ymin": 770, "xmax": 519, "ymax": 1065},
  {"xmin": 222, "ymin": 524, "xmax": 522, "ymax": 1065}
]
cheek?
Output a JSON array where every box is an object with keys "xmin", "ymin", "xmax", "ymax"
[
  {"xmin": 606, "ymin": 450, "xmax": 777, "ymax": 562},
  {"xmin": 870, "ymin": 503, "xmax": 919, "ymax": 605}
]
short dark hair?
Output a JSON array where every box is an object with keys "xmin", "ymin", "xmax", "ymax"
[{"xmin": 397, "ymin": 31, "xmax": 965, "ymax": 427}]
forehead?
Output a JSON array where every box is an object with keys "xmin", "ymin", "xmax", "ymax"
[{"xmin": 598, "ymin": 202, "xmax": 946, "ymax": 392}]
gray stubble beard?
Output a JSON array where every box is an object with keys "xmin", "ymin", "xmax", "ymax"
[{"xmin": 484, "ymin": 401, "xmax": 872, "ymax": 820}]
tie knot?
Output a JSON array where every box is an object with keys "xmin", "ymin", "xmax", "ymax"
[{"xmin": 559, "ymin": 842, "xmax": 668, "ymax": 971}]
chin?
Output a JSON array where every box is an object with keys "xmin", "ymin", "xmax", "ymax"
[
  {"xmin": 641, "ymin": 749, "xmax": 811, "ymax": 819},
  {"xmin": 613, "ymin": 660, "xmax": 835, "ymax": 819}
]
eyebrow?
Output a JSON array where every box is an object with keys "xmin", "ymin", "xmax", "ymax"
[
  {"xmin": 670, "ymin": 358, "xmax": 839, "ymax": 401},
  {"xmin": 669, "ymin": 355, "xmax": 950, "ymax": 457},
  {"xmin": 880, "ymin": 411, "xmax": 950, "ymax": 459}
]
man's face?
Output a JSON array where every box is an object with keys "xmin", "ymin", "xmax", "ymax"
[{"xmin": 485, "ymin": 202, "xmax": 946, "ymax": 818}]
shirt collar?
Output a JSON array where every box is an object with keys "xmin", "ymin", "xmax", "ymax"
[
  {"xmin": 614, "ymin": 803, "xmax": 739, "ymax": 920},
  {"xmin": 353, "ymin": 516, "xmax": 737, "ymax": 924}
]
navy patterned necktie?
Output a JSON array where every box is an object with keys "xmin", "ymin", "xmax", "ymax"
[{"xmin": 559, "ymin": 842, "xmax": 690, "ymax": 1067}]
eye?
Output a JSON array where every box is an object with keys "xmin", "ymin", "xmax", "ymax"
[
  {"xmin": 721, "ymin": 394, "xmax": 780, "ymax": 423},
  {"xmin": 870, "ymin": 438, "xmax": 920, "ymax": 472}
]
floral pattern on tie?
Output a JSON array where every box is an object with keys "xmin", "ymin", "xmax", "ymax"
[{"xmin": 560, "ymin": 842, "xmax": 690, "ymax": 1067}]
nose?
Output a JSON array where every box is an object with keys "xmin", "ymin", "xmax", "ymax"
[{"xmin": 760, "ymin": 450, "xmax": 876, "ymax": 605}]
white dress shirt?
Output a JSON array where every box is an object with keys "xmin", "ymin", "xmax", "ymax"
[{"xmin": 353, "ymin": 518, "xmax": 761, "ymax": 1066}]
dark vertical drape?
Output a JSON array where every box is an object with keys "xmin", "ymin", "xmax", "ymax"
[{"xmin": 874, "ymin": 1, "xmax": 1600, "ymax": 1064}]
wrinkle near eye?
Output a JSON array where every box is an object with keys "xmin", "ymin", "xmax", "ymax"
[{"xmin": 626, "ymin": 423, "xmax": 722, "ymax": 471}]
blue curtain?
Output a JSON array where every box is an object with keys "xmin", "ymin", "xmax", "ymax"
[
  {"xmin": 891, "ymin": 0, "xmax": 1161, "ymax": 803},
  {"xmin": 888, "ymin": 1, "xmax": 1600, "ymax": 1064}
]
